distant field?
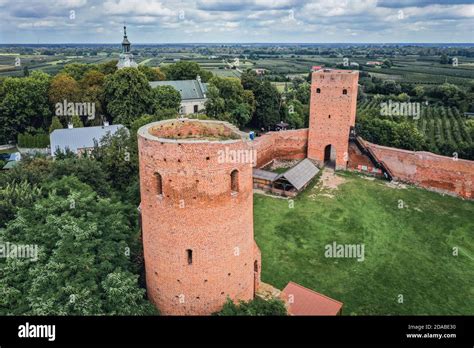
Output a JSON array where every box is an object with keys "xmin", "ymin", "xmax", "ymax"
[
  {"xmin": 209, "ymin": 69, "xmax": 242, "ymax": 78},
  {"xmin": 0, "ymin": 54, "xmax": 114, "ymax": 77},
  {"xmin": 254, "ymin": 170, "xmax": 474, "ymax": 315},
  {"xmin": 1, "ymin": 50, "xmax": 473, "ymax": 89},
  {"xmin": 363, "ymin": 56, "xmax": 474, "ymax": 86},
  {"xmin": 271, "ymin": 81, "xmax": 288, "ymax": 92}
]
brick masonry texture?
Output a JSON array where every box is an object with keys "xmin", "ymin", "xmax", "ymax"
[
  {"xmin": 138, "ymin": 119, "xmax": 261, "ymax": 315},
  {"xmin": 364, "ymin": 140, "xmax": 474, "ymax": 199},
  {"xmin": 307, "ymin": 69, "xmax": 359, "ymax": 169},
  {"xmin": 251, "ymin": 129, "xmax": 308, "ymax": 168}
]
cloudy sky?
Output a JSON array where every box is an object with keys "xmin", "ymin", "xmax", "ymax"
[{"xmin": 0, "ymin": 0, "xmax": 473, "ymax": 44}]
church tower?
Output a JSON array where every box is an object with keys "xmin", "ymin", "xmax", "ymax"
[
  {"xmin": 117, "ymin": 25, "xmax": 138, "ymax": 69},
  {"xmin": 307, "ymin": 68, "xmax": 359, "ymax": 170}
]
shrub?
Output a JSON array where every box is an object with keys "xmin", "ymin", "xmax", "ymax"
[
  {"xmin": 17, "ymin": 133, "xmax": 50, "ymax": 148},
  {"xmin": 213, "ymin": 297, "xmax": 287, "ymax": 316}
]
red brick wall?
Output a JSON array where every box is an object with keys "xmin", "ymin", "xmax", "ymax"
[
  {"xmin": 252, "ymin": 129, "xmax": 308, "ymax": 168},
  {"xmin": 138, "ymin": 119, "xmax": 261, "ymax": 315},
  {"xmin": 364, "ymin": 140, "xmax": 474, "ymax": 199},
  {"xmin": 308, "ymin": 69, "xmax": 359, "ymax": 169}
]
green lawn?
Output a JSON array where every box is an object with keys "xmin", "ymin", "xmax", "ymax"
[{"xmin": 253, "ymin": 170, "xmax": 474, "ymax": 315}]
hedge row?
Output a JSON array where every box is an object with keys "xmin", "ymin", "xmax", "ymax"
[{"xmin": 17, "ymin": 133, "xmax": 50, "ymax": 148}]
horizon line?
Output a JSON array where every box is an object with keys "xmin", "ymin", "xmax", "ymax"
[{"xmin": 1, "ymin": 42, "xmax": 474, "ymax": 45}]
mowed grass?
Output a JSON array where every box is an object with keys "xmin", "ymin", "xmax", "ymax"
[{"xmin": 253, "ymin": 171, "xmax": 474, "ymax": 315}]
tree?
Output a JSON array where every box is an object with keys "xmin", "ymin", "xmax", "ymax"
[
  {"xmin": 0, "ymin": 176, "xmax": 156, "ymax": 315},
  {"xmin": 356, "ymin": 116, "xmax": 427, "ymax": 152},
  {"xmin": 205, "ymin": 76, "xmax": 253, "ymax": 127},
  {"xmin": 284, "ymin": 99, "xmax": 305, "ymax": 129},
  {"xmin": 80, "ymin": 69, "xmax": 105, "ymax": 89},
  {"xmin": 79, "ymin": 70, "xmax": 106, "ymax": 124},
  {"xmin": 243, "ymin": 89, "xmax": 256, "ymax": 115},
  {"xmin": 428, "ymin": 83, "xmax": 466, "ymax": 108},
  {"xmin": 440, "ymin": 53, "xmax": 449, "ymax": 64},
  {"xmin": 241, "ymin": 69, "xmax": 260, "ymax": 91},
  {"xmin": 393, "ymin": 122, "xmax": 426, "ymax": 150},
  {"xmin": 380, "ymin": 80, "xmax": 401, "ymax": 95},
  {"xmin": 101, "ymin": 271, "xmax": 156, "ymax": 315},
  {"xmin": 49, "ymin": 116, "xmax": 63, "ymax": 133},
  {"xmin": 151, "ymin": 85, "xmax": 181, "ymax": 111},
  {"xmin": 0, "ymin": 71, "xmax": 51, "ymax": 143},
  {"xmin": 71, "ymin": 114, "xmax": 84, "ymax": 128},
  {"xmin": 240, "ymin": 70, "xmax": 283, "ymax": 129},
  {"xmin": 293, "ymin": 82, "xmax": 310, "ymax": 105},
  {"xmin": 48, "ymin": 73, "xmax": 81, "ymax": 106},
  {"xmin": 98, "ymin": 60, "xmax": 118, "ymax": 75},
  {"xmin": 0, "ymin": 181, "xmax": 42, "ymax": 228},
  {"xmin": 382, "ymin": 59, "xmax": 393, "ymax": 68},
  {"xmin": 61, "ymin": 63, "xmax": 94, "ymax": 81},
  {"xmin": 103, "ymin": 68, "xmax": 153, "ymax": 126},
  {"xmin": 162, "ymin": 61, "xmax": 212, "ymax": 82},
  {"xmin": 214, "ymin": 297, "xmax": 287, "ymax": 316},
  {"xmin": 230, "ymin": 103, "xmax": 252, "ymax": 127},
  {"xmin": 396, "ymin": 93, "xmax": 410, "ymax": 102},
  {"xmin": 138, "ymin": 65, "xmax": 166, "ymax": 81},
  {"xmin": 91, "ymin": 127, "xmax": 137, "ymax": 192},
  {"xmin": 413, "ymin": 86, "xmax": 425, "ymax": 100},
  {"xmin": 252, "ymin": 81, "xmax": 282, "ymax": 129},
  {"xmin": 205, "ymin": 85, "xmax": 226, "ymax": 120}
]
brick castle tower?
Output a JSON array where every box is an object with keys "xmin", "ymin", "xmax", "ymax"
[
  {"xmin": 307, "ymin": 68, "xmax": 359, "ymax": 170},
  {"xmin": 138, "ymin": 119, "xmax": 261, "ymax": 315}
]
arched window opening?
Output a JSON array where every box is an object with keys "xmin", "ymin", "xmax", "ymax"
[
  {"xmin": 231, "ymin": 170, "xmax": 239, "ymax": 193},
  {"xmin": 342, "ymin": 89, "xmax": 347, "ymax": 95},
  {"xmin": 154, "ymin": 172, "xmax": 163, "ymax": 195},
  {"xmin": 316, "ymin": 88, "xmax": 321, "ymax": 94}
]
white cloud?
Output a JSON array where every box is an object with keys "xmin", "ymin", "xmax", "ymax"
[
  {"xmin": 18, "ymin": 20, "xmax": 56, "ymax": 28},
  {"xmin": 1, "ymin": 0, "xmax": 473, "ymax": 43},
  {"xmin": 103, "ymin": 0, "xmax": 174, "ymax": 16}
]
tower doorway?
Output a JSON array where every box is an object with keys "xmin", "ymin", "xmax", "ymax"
[{"xmin": 324, "ymin": 144, "xmax": 336, "ymax": 168}]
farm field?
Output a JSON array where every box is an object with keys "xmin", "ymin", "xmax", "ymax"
[
  {"xmin": 0, "ymin": 53, "xmax": 117, "ymax": 77},
  {"xmin": 253, "ymin": 170, "xmax": 474, "ymax": 315},
  {"xmin": 357, "ymin": 100, "xmax": 474, "ymax": 158},
  {"xmin": 2, "ymin": 49, "xmax": 474, "ymax": 87}
]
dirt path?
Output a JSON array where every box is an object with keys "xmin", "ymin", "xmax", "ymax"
[
  {"xmin": 308, "ymin": 168, "xmax": 347, "ymax": 200},
  {"xmin": 320, "ymin": 168, "xmax": 346, "ymax": 190}
]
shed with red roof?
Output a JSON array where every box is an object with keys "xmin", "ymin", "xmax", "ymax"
[{"xmin": 280, "ymin": 281, "xmax": 343, "ymax": 316}]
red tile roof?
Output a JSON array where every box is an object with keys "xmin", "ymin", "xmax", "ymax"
[{"xmin": 280, "ymin": 282, "xmax": 343, "ymax": 316}]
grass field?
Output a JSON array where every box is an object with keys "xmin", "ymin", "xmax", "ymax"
[{"xmin": 253, "ymin": 170, "xmax": 474, "ymax": 315}]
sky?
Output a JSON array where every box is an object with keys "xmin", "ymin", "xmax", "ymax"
[{"xmin": 0, "ymin": 0, "xmax": 473, "ymax": 44}]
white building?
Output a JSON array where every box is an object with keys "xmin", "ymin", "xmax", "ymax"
[
  {"xmin": 50, "ymin": 124, "xmax": 125, "ymax": 156},
  {"xmin": 149, "ymin": 76, "xmax": 208, "ymax": 115}
]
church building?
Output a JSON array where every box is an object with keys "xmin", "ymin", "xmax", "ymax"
[{"xmin": 117, "ymin": 25, "xmax": 138, "ymax": 69}]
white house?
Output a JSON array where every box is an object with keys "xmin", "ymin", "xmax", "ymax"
[
  {"xmin": 50, "ymin": 124, "xmax": 125, "ymax": 156},
  {"xmin": 149, "ymin": 76, "xmax": 208, "ymax": 115}
]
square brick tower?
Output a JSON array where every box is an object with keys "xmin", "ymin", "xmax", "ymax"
[{"xmin": 307, "ymin": 68, "xmax": 359, "ymax": 170}]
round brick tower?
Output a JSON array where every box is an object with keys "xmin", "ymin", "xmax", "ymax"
[{"xmin": 138, "ymin": 118, "xmax": 261, "ymax": 315}]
